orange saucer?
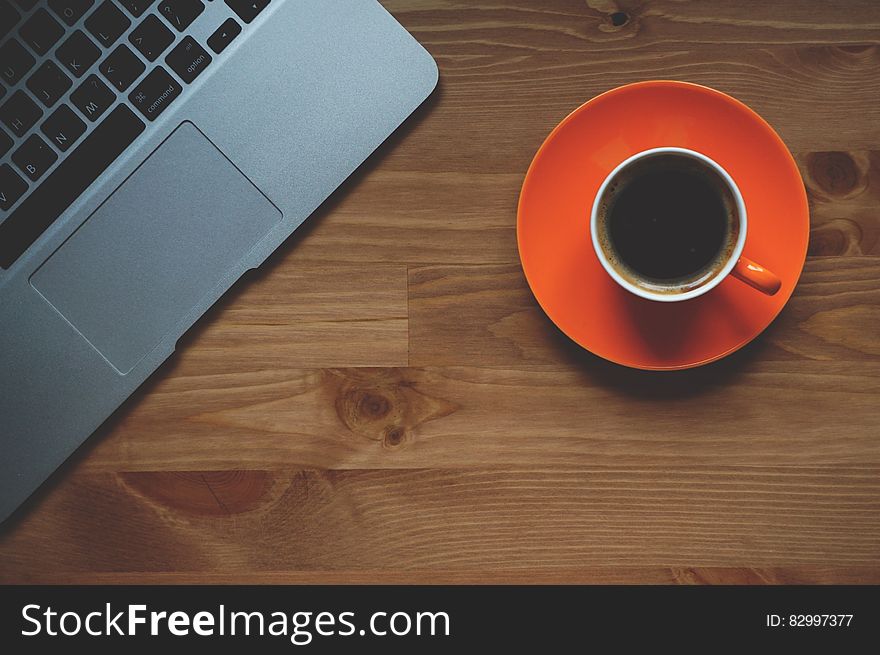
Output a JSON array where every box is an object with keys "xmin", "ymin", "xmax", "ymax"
[{"xmin": 517, "ymin": 81, "xmax": 809, "ymax": 370}]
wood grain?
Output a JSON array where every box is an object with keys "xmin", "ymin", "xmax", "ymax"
[
  {"xmin": 804, "ymin": 151, "xmax": 880, "ymax": 256},
  {"xmin": 408, "ymin": 257, "xmax": 880, "ymax": 366},
  {"xmin": 2, "ymin": 0, "xmax": 879, "ymax": 584},
  {"xmin": 10, "ymin": 568, "xmax": 880, "ymax": 585},
  {"xmin": 170, "ymin": 263, "xmax": 410, "ymax": 374},
  {"xmin": 3, "ymin": 466, "xmax": 879, "ymax": 583}
]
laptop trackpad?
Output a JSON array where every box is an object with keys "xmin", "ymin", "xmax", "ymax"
[{"xmin": 31, "ymin": 122, "xmax": 283, "ymax": 374}]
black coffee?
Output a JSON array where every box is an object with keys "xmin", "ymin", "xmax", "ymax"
[{"xmin": 599, "ymin": 154, "xmax": 736, "ymax": 287}]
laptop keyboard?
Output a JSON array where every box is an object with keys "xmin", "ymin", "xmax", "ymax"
[{"xmin": 0, "ymin": 0, "xmax": 270, "ymax": 269}]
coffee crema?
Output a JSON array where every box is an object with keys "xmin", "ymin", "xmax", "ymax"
[{"xmin": 595, "ymin": 153, "xmax": 740, "ymax": 294}]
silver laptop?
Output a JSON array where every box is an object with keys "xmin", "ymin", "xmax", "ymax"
[{"xmin": 0, "ymin": 0, "xmax": 438, "ymax": 522}]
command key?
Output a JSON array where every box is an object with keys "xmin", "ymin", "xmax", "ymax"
[{"xmin": 128, "ymin": 67, "xmax": 182, "ymax": 121}]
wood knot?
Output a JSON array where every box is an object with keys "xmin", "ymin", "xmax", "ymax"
[
  {"xmin": 609, "ymin": 11, "xmax": 629, "ymax": 27},
  {"xmin": 355, "ymin": 391, "xmax": 392, "ymax": 420},
  {"xmin": 809, "ymin": 220, "xmax": 864, "ymax": 256},
  {"xmin": 587, "ymin": 1, "xmax": 638, "ymax": 34},
  {"xmin": 383, "ymin": 425, "xmax": 408, "ymax": 449},
  {"xmin": 804, "ymin": 151, "xmax": 869, "ymax": 200},
  {"xmin": 329, "ymin": 369, "xmax": 459, "ymax": 449},
  {"xmin": 336, "ymin": 387, "xmax": 399, "ymax": 440}
]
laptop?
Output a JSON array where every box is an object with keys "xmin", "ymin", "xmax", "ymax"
[{"xmin": 0, "ymin": 0, "xmax": 438, "ymax": 522}]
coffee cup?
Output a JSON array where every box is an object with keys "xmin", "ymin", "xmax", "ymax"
[{"xmin": 590, "ymin": 147, "xmax": 780, "ymax": 302}]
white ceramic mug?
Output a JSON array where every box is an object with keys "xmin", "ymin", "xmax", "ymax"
[{"xmin": 590, "ymin": 147, "xmax": 780, "ymax": 302}]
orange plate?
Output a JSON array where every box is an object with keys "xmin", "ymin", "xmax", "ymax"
[{"xmin": 517, "ymin": 81, "xmax": 809, "ymax": 370}]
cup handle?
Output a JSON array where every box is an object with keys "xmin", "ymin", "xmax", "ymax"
[{"xmin": 731, "ymin": 256, "xmax": 782, "ymax": 296}]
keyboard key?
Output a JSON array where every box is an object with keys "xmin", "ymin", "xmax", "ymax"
[
  {"xmin": 0, "ymin": 39, "xmax": 36, "ymax": 86},
  {"xmin": 84, "ymin": 0, "xmax": 131, "ymax": 48},
  {"xmin": 128, "ymin": 14, "xmax": 173, "ymax": 62},
  {"xmin": 56, "ymin": 30, "xmax": 102, "ymax": 78},
  {"xmin": 49, "ymin": 0, "xmax": 96, "ymax": 26},
  {"xmin": 165, "ymin": 36, "xmax": 210, "ymax": 84},
  {"xmin": 0, "ymin": 163, "xmax": 28, "ymax": 211},
  {"xmin": 71, "ymin": 74, "xmax": 114, "ymax": 121},
  {"xmin": 41, "ymin": 104, "xmax": 86, "ymax": 151},
  {"xmin": 12, "ymin": 134, "xmax": 58, "ymax": 181},
  {"xmin": 207, "ymin": 17, "xmax": 240, "ymax": 54},
  {"xmin": 225, "ymin": 0, "xmax": 268, "ymax": 24},
  {"xmin": 0, "ymin": 105, "xmax": 145, "ymax": 268},
  {"xmin": 100, "ymin": 44, "xmax": 145, "ymax": 91},
  {"xmin": 158, "ymin": 0, "xmax": 203, "ymax": 32},
  {"xmin": 118, "ymin": 0, "xmax": 154, "ymax": 18},
  {"xmin": 11, "ymin": 0, "xmax": 36, "ymax": 9},
  {"xmin": 0, "ymin": 90, "xmax": 42, "ymax": 137},
  {"xmin": 128, "ymin": 66, "xmax": 180, "ymax": 121},
  {"xmin": 1, "ymin": 1, "xmax": 20, "ymax": 41},
  {"xmin": 26, "ymin": 60, "xmax": 72, "ymax": 108},
  {"xmin": 0, "ymin": 127, "xmax": 11, "ymax": 157},
  {"xmin": 0, "ymin": 85, "xmax": 4, "ymax": 102},
  {"xmin": 19, "ymin": 8, "xmax": 65, "ymax": 56}
]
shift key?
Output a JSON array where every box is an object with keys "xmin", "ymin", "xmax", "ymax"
[{"xmin": 129, "ymin": 67, "xmax": 181, "ymax": 121}]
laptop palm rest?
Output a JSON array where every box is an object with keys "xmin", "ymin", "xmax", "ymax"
[{"xmin": 31, "ymin": 121, "xmax": 282, "ymax": 375}]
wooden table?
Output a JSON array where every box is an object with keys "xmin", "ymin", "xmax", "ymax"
[{"xmin": 2, "ymin": 0, "xmax": 879, "ymax": 585}]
